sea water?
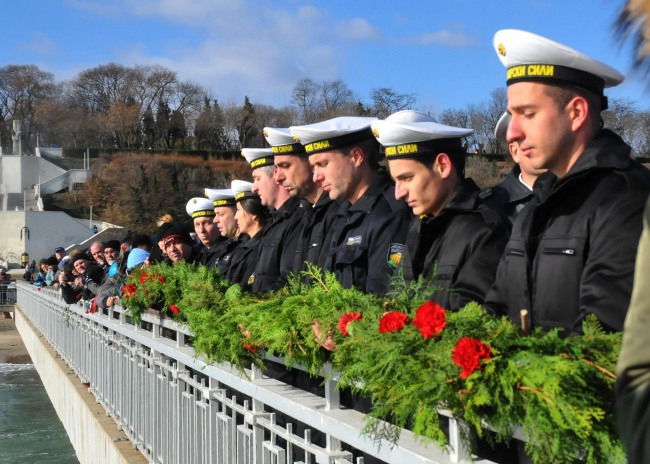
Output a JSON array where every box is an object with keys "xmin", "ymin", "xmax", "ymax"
[{"xmin": 0, "ymin": 363, "xmax": 78, "ymax": 463}]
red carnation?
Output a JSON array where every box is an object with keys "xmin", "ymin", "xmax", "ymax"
[
  {"xmin": 122, "ymin": 284, "xmax": 137, "ymax": 295},
  {"xmin": 413, "ymin": 301, "xmax": 447, "ymax": 339},
  {"xmin": 379, "ymin": 312, "xmax": 410, "ymax": 334},
  {"xmin": 157, "ymin": 275, "xmax": 166, "ymax": 284},
  {"xmin": 169, "ymin": 304, "xmax": 180, "ymax": 314},
  {"xmin": 452, "ymin": 337, "xmax": 492, "ymax": 379},
  {"xmin": 243, "ymin": 343, "xmax": 256, "ymax": 353},
  {"xmin": 139, "ymin": 273, "xmax": 149, "ymax": 284},
  {"xmin": 338, "ymin": 312, "xmax": 363, "ymax": 337}
]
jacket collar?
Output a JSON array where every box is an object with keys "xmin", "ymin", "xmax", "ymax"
[
  {"xmin": 534, "ymin": 129, "xmax": 632, "ymax": 199},
  {"xmin": 441, "ymin": 178, "xmax": 481, "ymax": 213},
  {"xmin": 344, "ymin": 170, "xmax": 393, "ymax": 215},
  {"xmin": 501, "ymin": 164, "xmax": 534, "ymax": 203},
  {"xmin": 271, "ymin": 196, "xmax": 302, "ymax": 221}
]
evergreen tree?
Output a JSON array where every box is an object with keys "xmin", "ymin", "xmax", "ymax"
[
  {"xmin": 155, "ymin": 97, "xmax": 171, "ymax": 148},
  {"xmin": 238, "ymin": 96, "xmax": 257, "ymax": 148},
  {"xmin": 142, "ymin": 103, "xmax": 155, "ymax": 149},
  {"xmin": 169, "ymin": 110, "xmax": 186, "ymax": 148}
]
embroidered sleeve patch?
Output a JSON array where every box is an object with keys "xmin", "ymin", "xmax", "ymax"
[{"xmin": 388, "ymin": 243, "xmax": 405, "ymax": 268}]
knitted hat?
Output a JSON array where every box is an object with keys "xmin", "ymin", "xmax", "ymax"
[
  {"xmin": 162, "ymin": 225, "xmax": 194, "ymax": 248},
  {"xmin": 104, "ymin": 240, "xmax": 121, "ymax": 251},
  {"xmin": 126, "ymin": 248, "xmax": 150, "ymax": 270},
  {"xmin": 71, "ymin": 253, "xmax": 91, "ymax": 264}
]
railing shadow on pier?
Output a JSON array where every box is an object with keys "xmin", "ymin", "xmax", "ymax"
[{"xmin": 16, "ymin": 282, "xmax": 516, "ymax": 464}]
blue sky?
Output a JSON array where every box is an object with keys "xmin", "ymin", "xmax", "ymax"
[{"xmin": 5, "ymin": 0, "xmax": 647, "ymax": 113}]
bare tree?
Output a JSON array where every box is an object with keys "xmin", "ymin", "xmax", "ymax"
[
  {"xmin": 369, "ymin": 87, "xmax": 416, "ymax": 118},
  {"xmin": 602, "ymin": 97, "xmax": 648, "ymax": 156},
  {"xmin": 635, "ymin": 110, "xmax": 650, "ymax": 156},
  {"xmin": 321, "ymin": 79, "xmax": 355, "ymax": 118},
  {"xmin": 223, "ymin": 96, "xmax": 263, "ymax": 149},
  {"xmin": 439, "ymin": 108, "xmax": 478, "ymax": 152},
  {"xmin": 71, "ymin": 63, "xmax": 136, "ymax": 115},
  {"xmin": 291, "ymin": 78, "xmax": 323, "ymax": 123},
  {"xmin": 0, "ymin": 64, "xmax": 56, "ymax": 153}
]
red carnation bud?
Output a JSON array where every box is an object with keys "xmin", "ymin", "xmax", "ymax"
[
  {"xmin": 379, "ymin": 312, "xmax": 410, "ymax": 334},
  {"xmin": 243, "ymin": 343, "xmax": 256, "ymax": 353},
  {"xmin": 139, "ymin": 273, "xmax": 149, "ymax": 284},
  {"xmin": 158, "ymin": 275, "xmax": 166, "ymax": 284},
  {"xmin": 338, "ymin": 312, "xmax": 363, "ymax": 337},
  {"xmin": 169, "ymin": 304, "xmax": 180, "ymax": 314}
]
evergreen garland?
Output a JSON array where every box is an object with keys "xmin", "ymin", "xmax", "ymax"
[{"xmin": 120, "ymin": 262, "xmax": 624, "ymax": 464}]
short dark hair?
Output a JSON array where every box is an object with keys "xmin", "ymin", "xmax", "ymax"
[
  {"xmin": 239, "ymin": 198, "xmax": 269, "ymax": 227},
  {"xmin": 340, "ymin": 137, "xmax": 380, "ymax": 170},
  {"xmin": 543, "ymin": 83, "xmax": 601, "ymax": 134},
  {"xmin": 130, "ymin": 233, "xmax": 151, "ymax": 250},
  {"xmin": 411, "ymin": 148, "xmax": 467, "ymax": 179}
]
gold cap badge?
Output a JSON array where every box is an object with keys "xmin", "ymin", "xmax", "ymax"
[{"xmin": 498, "ymin": 43, "xmax": 506, "ymax": 57}]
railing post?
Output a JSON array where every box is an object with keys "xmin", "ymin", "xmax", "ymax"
[{"xmin": 449, "ymin": 416, "xmax": 472, "ymax": 463}]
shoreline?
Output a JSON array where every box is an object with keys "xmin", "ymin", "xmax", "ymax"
[{"xmin": 0, "ymin": 311, "xmax": 32, "ymax": 364}]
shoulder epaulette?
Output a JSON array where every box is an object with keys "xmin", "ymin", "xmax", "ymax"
[
  {"xmin": 478, "ymin": 187, "xmax": 493, "ymax": 199},
  {"xmin": 477, "ymin": 204, "xmax": 506, "ymax": 226}
]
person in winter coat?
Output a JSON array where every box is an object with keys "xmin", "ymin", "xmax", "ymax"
[
  {"xmin": 372, "ymin": 111, "xmax": 509, "ymax": 311},
  {"xmin": 485, "ymin": 29, "xmax": 650, "ymax": 335}
]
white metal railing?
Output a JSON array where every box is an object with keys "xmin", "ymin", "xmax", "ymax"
[
  {"xmin": 16, "ymin": 282, "xmax": 501, "ymax": 464},
  {"xmin": 37, "ymin": 169, "xmax": 91, "ymax": 195}
]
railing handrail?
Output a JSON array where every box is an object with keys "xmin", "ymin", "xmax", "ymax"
[{"xmin": 16, "ymin": 282, "xmax": 505, "ymax": 464}]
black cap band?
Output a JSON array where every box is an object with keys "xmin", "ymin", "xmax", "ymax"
[
  {"xmin": 191, "ymin": 210, "xmax": 216, "ymax": 219},
  {"xmin": 212, "ymin": 198, "xmax": 236, "ymax": 207},
  {"xmin": 234, "ymin": 191, "xmax": 259, "ymax": 202},
  {"xmin": 248, "ymin": 157, "xmax": 275, "ymax": 169},
  {"xmin": 271, "ymin": 143, "xmax": 306, "ymax": 156},
  {"xmin": 303, "ymin": 127, "xmax": 374, "ymax": 154},
  {"xmin": 383, "ymin": 138, "xmax": 464, "ymax": 160},
  {"xmin": 506, "ymin": 63, "xmax": 606, "ymax": 96}
]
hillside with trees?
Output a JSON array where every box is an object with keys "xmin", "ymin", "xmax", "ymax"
[
  {"xmin": 2, "ymin": 62, "xmax": 649, "ymax": 231},
  {"xmin": 3, "ymin": 63, "xmax": 649, "ymax": 157}
]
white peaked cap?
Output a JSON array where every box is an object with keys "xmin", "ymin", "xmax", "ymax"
[
  {"xmin": 186, "ymin": 197, "xmax": 216, "ymax": 218},
  {"xmin": 493, "ymin": 29, "xmax": 624, "ymax": 93},
  {"xmin": 289, "ymin": 116, "xmax": 378, "ymax": 154}
]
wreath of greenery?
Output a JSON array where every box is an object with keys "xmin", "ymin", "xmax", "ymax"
[{"xmin": 121, "ymin": 262, "xmax": 624, "ymax": 464}]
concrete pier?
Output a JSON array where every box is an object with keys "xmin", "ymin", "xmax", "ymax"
[
  {"xmin": 13, "ymin": 308, "xmax": 148, "ymax": 464},
  {"xmin": 0, "ymin": 311, "xmax": 31, "ymax": 363}
]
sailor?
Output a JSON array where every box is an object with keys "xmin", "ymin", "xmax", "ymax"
[
  {"xmin": 289, "ymin": 116, "xmax": 411, "ymax": 296},
  {"xmin": 263, "ymin": 127, "xmax": 339, "ymax": 278},
  {"xmin": 243, "ymin": 148, "xmax": 304, "ymax": 293},
  {"xmin": 372, "ymin": 110, "xmax": 509, "ymax": 310},
  {"xmin": 486, "ymin": 112, "xmax": 546, "ymax": 225},
  {"xmin": 185, "ymin": 196, "xmax": 226, "ymax": 267},
  {"xmin": 224, "ymin": 180, "xmax": 268, "ymax": 291},
  {"xmin": 485, "ymin": 29, "xmax": 650, "ymax": 334},
  {"xmin": 204, "ymin": 188, "xmax": 241, "ymax": 275}
]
